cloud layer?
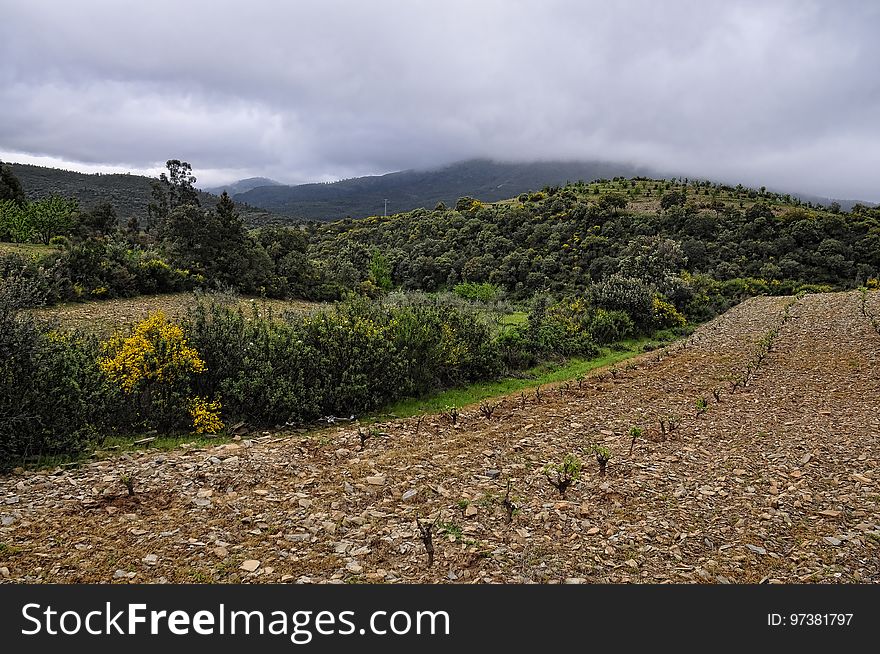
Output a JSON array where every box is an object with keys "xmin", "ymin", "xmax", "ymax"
[{"xmin": 2, "ymin": 0, "xmax": 878, "ymax": 199}]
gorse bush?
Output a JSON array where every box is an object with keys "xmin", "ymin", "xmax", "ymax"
[
  {"xmin": 651, "ymin": 296, "xmax": 687, "ymax": 329},
  {"xmin": 99, "ymin": 311, "xmax": 208, "ymax": 430},
  {"xmin": 189, "ymin": 397, "xmax": 224, "ymax": 434}
]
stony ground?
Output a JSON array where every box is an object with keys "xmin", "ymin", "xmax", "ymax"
[{"xmin": 2, "ymin": 291, "xmax": 878, "ymax": 584}]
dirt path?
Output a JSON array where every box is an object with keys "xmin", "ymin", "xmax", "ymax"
[{"xmin": 1, "ymin": 291, "xmax": 878, "ymax": 584}]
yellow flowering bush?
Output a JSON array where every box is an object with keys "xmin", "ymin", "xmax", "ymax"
[
  {"xmin": 867, "ymin": 278, "xmax": 879, "ymax": 290},
  {"xmin": 189, "ymin": 397, "xmax": 224, "ymax": 434},
  {"xmin": 651, "ymin": 295, "xmax": 687, "ymax": 328},
  {"xmin": 99, "ymin": 310, "xmax": 205, "ymax": 392},
  {"xmin": 99, "ymin": 311, "xmax": 211, "ymax": 429}
]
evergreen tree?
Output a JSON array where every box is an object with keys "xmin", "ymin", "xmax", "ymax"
[{"xmin": 0, "ymin": 161, "xmax": 26, "ymax": 206}]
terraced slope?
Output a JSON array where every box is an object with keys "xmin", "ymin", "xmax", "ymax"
[{"xmin": 1, "ymin": 291, "xmax": 878, "ymax": 583}]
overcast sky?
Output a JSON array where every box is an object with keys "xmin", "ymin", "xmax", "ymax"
[{"xmin": 1, "ymin": 0, "xmax": 878, "ymax": 200}]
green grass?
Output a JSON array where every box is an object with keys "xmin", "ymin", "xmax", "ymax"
[
  {"xmin": 378, "ymin": 333, "xmax": 677, "ymax": 420},
  {"xmin": 11, "ymin": 432, "xmax": 232, "ymax": 472},
  {"xmin": 498, "ymin": 311, "xmax": 527, "ymax": 328},
  {"xmin": 0, "ymin": 241, "xmax": 58, "ymax": 257},
  {"xmin": 98, "ymin": 433, "xmax": 231, "ymax": 453}
]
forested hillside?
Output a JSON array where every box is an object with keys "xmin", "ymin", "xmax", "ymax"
[
  {"xmin": 308, "ymin": 178, "xmax": 880, "ymax": 303},
  {"xmin": 8, "ymin": 163, "xmax": 279, "ymax": 227},
  {"xmin": 233, "ymin": 159, "xmax": 657, "ymax": 219}
]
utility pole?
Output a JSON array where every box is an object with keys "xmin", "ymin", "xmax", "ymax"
[{"xmin": 384, "ymin": 199, "xmax": 388, "ymax": 217}]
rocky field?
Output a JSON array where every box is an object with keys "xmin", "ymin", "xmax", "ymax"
[{"xmin": 1, "ymin": 291, "xmax": 878, "ymax": 584}]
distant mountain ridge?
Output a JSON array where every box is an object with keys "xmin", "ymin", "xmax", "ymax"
[
  {"xmin": 7, "ymin": 163, "xmax": 280, "ymax": 226},
  {"xmin": 204, "ymin": 176, "xmax": 282, "ymax": 196},
  {"xmin": 232, "ymin": 159, "xmax": 659, "ymax": 220}
]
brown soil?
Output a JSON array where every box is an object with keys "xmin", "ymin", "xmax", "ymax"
[{"xmin": 2, "ymin": 291, "xmax": 878, "ymax": 584}]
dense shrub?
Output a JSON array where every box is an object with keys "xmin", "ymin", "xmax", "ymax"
[
  {"xmin": 589, "ymin": 308, "xmax": 635, "ymax": 344},
  {"xmin": 590, "ymin": 273, "xmax": 655, "ymax": 328},
  {"xmin": 0, "ymin": 253, "xmax": 71, "ymax": 306},
  {"xmin": 0, "ymin": 282, "xmax": 112, "ymax": 469},
  {"xmin": 61, "ymin": 240, "xmax": 192, "ymax": 300},
  {"xmin": 651, "ymin": 296, "xmax": 687, "ymax": 329},
  {"xmin": 453, "ymin": 281, "xmax": 500, "ymax": 302},
  {"xmin": 185, "ymin": 296, "xmax": 501, "ymax": 426},
  {"xmin": 516, "ymin": 297, "xmax": 599, "ymax": 358},
  {"xmin": 99, "ymin": 311, "xmax": 209, "ymax": 430}
]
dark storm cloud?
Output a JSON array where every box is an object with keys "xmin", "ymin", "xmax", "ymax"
[{"xmin": 1, "ymin": 0, "xmax": 878, "ymax": 199}]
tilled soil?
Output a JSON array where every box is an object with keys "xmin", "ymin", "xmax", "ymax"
[{"xmin": 1, "ymin": 291, "xmax": 878, "ymax": 584}]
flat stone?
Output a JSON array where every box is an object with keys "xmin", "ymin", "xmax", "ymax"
[
  {"xmin": 365, "ymin": 476, "xmax": 386, "ymax": 485},
  {"xmin": 1, "ymin": 515, "xmax": 15, "ymax": 526},
  {"xmin": 464, "ymin": 505, "xmax": 478, "ymax": 518},
  {"xmin": 402, "ymin": 489, "xmax": 418, "ymax": 500},
  {"xmin": 823, "ymin": 537, "xmax": 842, "ymax": 546},
  {"xmin": 285, "ymin": 533, "xmax": 310, "ymax": 542},
  {"xmin": 746, "ymin": 544, "xmax": 767, "ymax": 555},
  {"xmin": 213, "ymin": 546, "xmax": 229, "ymax": 557},
  {"xmin": 240, "ymin": 559, "xmax": 261, "ymax": 572},
  {"xmin": 142, "ymin": 554, "xmax": 158, "ymax": 564},
  {"xmin": 346, "ymin": 562, "xmax": 363, "ymax": 574}
]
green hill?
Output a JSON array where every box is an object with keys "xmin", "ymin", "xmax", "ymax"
[
  {"xmin": 233, "ymin": 158, "xmax": 871, "ymax": 221},
  {"xmin": 306, "ymin": 177, "xmax": 880, "ymax": 301},
  {"xmin": 7, "ymin": 162, "xmax": 281, "ymax": 227}
]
